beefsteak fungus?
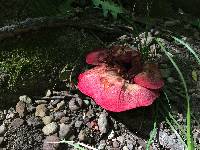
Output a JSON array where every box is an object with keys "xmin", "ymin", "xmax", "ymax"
[{"xmin": 78, "ymin": 46, "xmax": 164, "ymax": 112}]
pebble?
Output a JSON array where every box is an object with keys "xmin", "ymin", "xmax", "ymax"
[
  {"xmin": 46, "ymin": 90, "xmax": 52, "ymax": 97},
  {"xmin": 55, "ymin": 100, "xmax": 65, "ymax": 111},
  {"xmin": 35, "ymin": 104, "xmax": 48, "ymax": 117},
  {"xmin": 108, "ymin": 130, "xmax": 115, "ymax": 139},
  {"xmin": 59, "ymin": 123, "xmax": 72, "ymax": 139},
  {"xmin": 113, "ymin": 140, "xmax": 120, "ymax": 148},
  {"xmin": 98, "ymin": 140, "xmax": 106, "ymax": 150},
  {"xmin": 19, "ymin": 95, "xmax": 32, "ymax": 104},
  {"xmin": 117, "ymin": 136, "xmax": 125, "ymax": 143},
  {"xmin": 0, "ymin": 124, "xmax": 6, "ymax": 135},
  {"xmin": 122, "ymin": 146, "xmax": 130, "ymax": 150},
  {"xmin": 42, "ymin": 122, "xmax": 58, "ymax": 135},
  {"xmin": 42, "ymin": 116, "xmax": 53, "ymax": 125},
  {"xmin": 51, "ymin": 99, "xmax": 61, "ymax": 106},
  {"xmin": 98, "ymin": 112, "xmax": 109, "ymax": 134},
  {"xmin": 43, "ymin": 135, "xmax": 60, "ymax": 150},
  {"xmin": 69, "ymin": 97, "xmax": 83, "ymax": 111},
  {"xmin": 60, "ymin": 117, "xmax": 70, "ymax": 124},
  {"xmin": 16, "ymin": 101, "xmax": 26, "ymax": 117},
  {"xmin": 10, "ymin": 118, "xmax": 24, "ymax": 129},
  {"xmin": 54, "ymin": 111, "xmax": 65, "ymax": 121},
  {"xmin": 75, "ymin": 120, "xmax": 83, "ymax": 128},
  {"xmin": 27, "ymin": 116, "xmax": 43, "ymax": 127},
  {"xmin": 78, "ymin": 129, "xmax": 88, "ymax": 142},
  {"xmin": 35, "ymin": 100, "xmax": 47, "ymax": 104}
]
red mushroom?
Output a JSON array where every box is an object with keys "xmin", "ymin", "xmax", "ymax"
[
  {"xmin": 78, "ymin": 65, "xmax": 159, "ymax": 112},
  {"xmin": 133, "ymin": 63, "xmax": 164, "ymax": 89},
  {"xmin": 86, "ymin": 48, "xmax": 108, "ymax": 65}
]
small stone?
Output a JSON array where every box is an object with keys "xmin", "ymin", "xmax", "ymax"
[
  {"xmin": 98, "ymin": 112, "xmax": 109, "ymax": 134},
  {"xmin": 75, "ymin": 120, "xmax": 83, "ymax": 128},
  {"xmin": 122, "ymin": 146, "xmax": 130, "ymax": 150},
  {"xmin": 43, "ymin": 135, "xmax": 59, "ymax": 150},
  {"xmin": 46, "ymin": 90, "xmax": 52, "ymax": 97},
  {"xmin": 16, "ymin": 101, "xmax": 26, "ymax": 117},
  {"xmin": 117, "ymin": 136, "xmax": 125, "ymax": 143},
  {"xmin": 68, "ymin": 97, "xmax": 83, "ymax": 111},
  {"xmin": 51, "ymin": 100, "xmax": 61, "ymax": 106},
  {"xmin": 42, "ymin": 122, "xmax": 58, "ymax": 135},
  {"xmin": 26, "ymin": 105, "xmax": 36, "ymax": 112},
  {"xmin": 19, "ymin": 95, "xmax": 32, "ymax": 104},
  {"xmin": 35, "ymin": 100, "xmax": 47, "ymax": 104},
  {"xmin": 0, "ymin": 137, "xmax": 4, "ymax": 145},
  {"xmin": 83, "ymin": 99, "xmax": 90, "ymax": 105},
  {"xmin": 54, "ymin": 111, "xmax": 65, "ymax": 121},
  {"xmin": 42, "ymin": 116, "xmax": 53, "ymax": 125},
  {"xmin": 55, "ymin": 101, "xmax": 65, "ymax": 111},
  {"xmin": 10, "ymin": 118, "xmax": 24, "ymax": 129},
  {"xmin": 60, "ymin": 117, "xmax": 70, "ymax": 124},
  {"xmin": 98, "ymin": 140, "xmax": 106, "ymax": 150},
  {"xmin": 0, "ymin": 124, "xmax": 6, "ymax": 135},
  {"xmin": 35, "ymin": 104, "xmax": 47, "ymax": 117},
  {"xmin": 27, "ymin": 116, "xmax": 43, "ymax": 127},
  {"xmin": 108, "ymin": 130, "xmax": 115, "ymax": 139},
  {"xmin": 59, "ymin": 123, "xmax": 72, "ymax": 139},
  {"xmin": 78, "ymin": 130, "xmax": 87, "ymax": 142},
  {"xmin": 112, "ymin": 140, "xmax": 120, "ymax": 148}
]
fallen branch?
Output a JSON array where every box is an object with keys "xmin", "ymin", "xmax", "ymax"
[{"xmin": 0, "ymin": 16, "xmax": 128, "ymax": 41}]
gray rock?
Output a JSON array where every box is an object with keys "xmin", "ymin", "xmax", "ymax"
[
  {"xmin": 35, "ymin": 100, "xmax": 48, "ymax": 104},
  {"xmin": 68, "ymin": 97, "xmax": 83, "ymax": 111},
  {"xmin": 78, "ymin": 129, "xmax": 87, "ymax": 142},
  {"xmin": 43, "ymin": 135, "xmax": 60, "ymax": 150},
  {"xmin": 27, "ymin": 116, "xmax": 43, "ymax": 127},
  {"xmin": 42, "ymin": 116, "xmax": 53, "ymax": 125},
  {"xmin": 0, "ymin": 124, "xmax": 6, "ymax": 135},
  {"xmin": 55, "ymin": 101, "xmax": 65, "ymax": 111},
  {"xmin": 122, "ymin": 146, "xmax": 130, "ymax": 150},
  {"xmin": 10, "ymin": 118, "xmax": 24, "ymax": 129},
  {"xmin": 46, "ymin": 90, "xmax": 52, "ymax": 97},
  {"xmin": 19, "ymin": 95, "xmax": 32, "ymax": 104},
  {"xmin": 98, "ymin": 140, "xmax": 106, "ymax": 150},
  {"xmin": 60, "ymin": 117, "xmax": 70, "ymax": 124},
  {"xmin": 98, "ymin": 112, "xmax": 109, "ymax": 134},
  {"xmin": 16, "ymin": 101, "xmax": 26, "ymax": 117},
  {"xmin": 75, "ymin": 120, "xmax": 83, "ymax": 128},
  {"xmin": 59, "ymin": 123, "xmax": 72, "ymax": 139},
  {"xmin": 35, "ymin": 104, "xmax": 47, "ymax": 117},
  {"xmin": 54, "ymin": 111, "xmax": 65, "ymax": 121},
  {"xmin": 51, "ymin": 99, "xmax": 61, "ymax": 106},
  {"xmin": 117, "ymin": 136, "xmax": 125, "ymax": 144}
]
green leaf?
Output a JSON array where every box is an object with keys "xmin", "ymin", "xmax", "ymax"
[{"xmin": 192, "ymin": 70, "xmax": 198, "ymax": 81}]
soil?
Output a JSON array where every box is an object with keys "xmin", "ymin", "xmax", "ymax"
[{"xmin": 0, "ymin": 2, "xmax": 200, "ymax": 150}]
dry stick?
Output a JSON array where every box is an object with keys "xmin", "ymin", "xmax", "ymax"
[{"xmin": 0, "ymin": 17, "xmax": 127, "ymax": 41}]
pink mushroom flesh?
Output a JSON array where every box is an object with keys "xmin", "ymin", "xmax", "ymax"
[{"xmin": 78, "ymin": 65, "xmax": 159, "ymax": 112}]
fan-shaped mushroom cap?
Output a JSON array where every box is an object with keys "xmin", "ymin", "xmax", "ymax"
[
  {"xmin": 78, "ymin": 65, "xmax": 159, "ymax": 112},
  {"xmin": 133, "ymin": 63, "xmax": 164, "ymax": 89},
  {"xmin": 86, "ymin": 49, "xmax": 108, "ymax": 65}
]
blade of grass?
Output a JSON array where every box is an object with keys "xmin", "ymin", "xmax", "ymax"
[
  {"xmin": 146, "ymin": 120, "xmax": 157, "ymax": 150},
  {"xmin": 172, "ymin": 36, "xmax": 200, "ymax": 65},
  {"xmin": 156, "ymin": 38, "xmax": 193, "ymax": 150}
]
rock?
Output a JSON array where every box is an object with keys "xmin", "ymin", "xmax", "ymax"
[
  {"xmin": 83, "ymin": 99, "xmax": 90, "ymax": 105},
  {"xmin": 98, "ymin": 140, "xmax": 106, "ymax": 150},
  {"xmin": 35, "ymin": 100, "xmax": 48, "ymax": 104},
  {"xmin": 51, "ymin": 100, "xmax": 61, "ymax": 106},
  {"xmin": 0, "ymin": 124, "xmax": 6, "ymax": 135},
  {"xmin": 98, "ymin": 112, "xmax": 109, "ymax": 134},
  {"xmin": 27, "ymin": 116, "xmax": 43, "ymax": 127},
  {"xmin": 60, "ymin": 117, "xmax": 70, "ymax": 124},
  {"xmin": 10, "ymin": 118, "xmax": 24, "ymax": 129},
  {"xmin": 108, "ymin": 130, "xmax": 115, "ymax": 139},
  {"xmin": 46, "ymin": 90, "xmax": 52, "ymax": 97},
  {"xmin": 117, "ymin": 136, "xmax": 125, "ymax": 144},
  {"xmin": 26, "ymin": 105, "xmax": 36, "ymax": 112},
  {"xmin": 42, "ymin": 116, "xmax": 53, "ymax": 125},
  {"xmin": 59, "ymin": 123, "xmax": 72, "ymax": 139},
  {"xmin": 55, "ymin": 100, "xmax": 65, "ymax": 111},
  {"xmin": 78, "ymin": 129, "xmax": 87, "ymax": 142},
  {"xmin": 0, "ymin": 136, "xmax": 4, "ymax": 145},
  {"xmin": 54, "ymin": 111, "xmax": 65, "ymax": 121},
  {"xmin": 16, "ymin": 101, "xmax": 26, "ymax": 117},
  {"xmin": 75, "ymin": 120, "xmax": 83, "ymax": 128},
  {"xmin": 19, "ymin": 95, "xmax": 32, "ymax": 104},
  {"xmin": 68, "ymin": 97, "xmax": 83, "ymax": 111},
  {"xmin": 112, "ymin": 140, "xmax": 120, "ymax": 148},
  {"xmin": 122, "ymin": 146, "xmax": 130, "ymax": 150},
  {"xmin": 43, "ymin": 135, "xmax": 60, "ymax": 150},
  {"xmin": 42, "ymin": 122, "xmax": 58, "ymax": 135},
  {"xmin": 35, "ymin": 104, "xmax": 47, "ymax": 117}
]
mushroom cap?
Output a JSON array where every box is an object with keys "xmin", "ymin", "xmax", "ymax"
[
  {"xmin": 86, "ymin": 48, "xmax": 108, "ymax": 65},
  {"xmin": 133, "ymin": 63, "xmax": 164, "ymax": 89},
  {"xmin": 78, "ymin": 65, "xmax": 159, "ymax": 112}
]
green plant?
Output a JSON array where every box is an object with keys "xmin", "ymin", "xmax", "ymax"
[{"xmin": 91, "ymin": 0, "xmax": 124, "ymax": 19}]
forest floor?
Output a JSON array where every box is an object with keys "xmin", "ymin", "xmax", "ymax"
[{"xmin": 0, "ymin": 2, "xmax": 200, "ymax": 150}]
